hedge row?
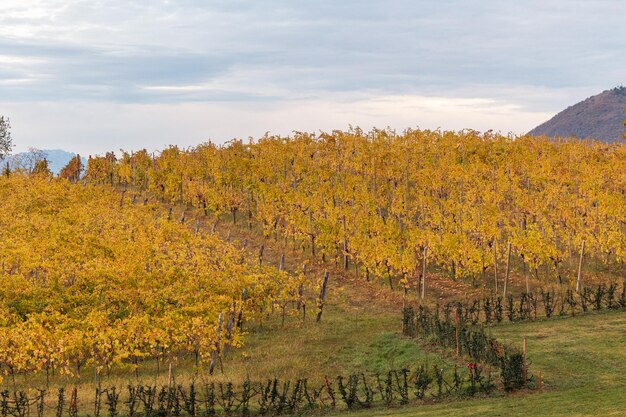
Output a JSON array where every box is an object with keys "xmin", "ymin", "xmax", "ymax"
[
  {"xmin": 439, "ymin": 282, "xmax": 626, "ymax": 326},
  {"xmin": 403, "ymin": 305, "xmax": 527, "ymax": 391},
  {"xmin": 0, "ymin": 363, "xmax": 503, "ymax": 417}
]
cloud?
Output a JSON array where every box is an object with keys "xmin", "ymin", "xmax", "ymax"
[
  {"xmin": 0, "ymin": 1, "xmax": 623, "ymax": 151},
  {"xmin": 1, "ymin": 0, "xmax": 624, "ymax": 101}
]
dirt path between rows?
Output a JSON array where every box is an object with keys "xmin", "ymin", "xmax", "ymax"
[{"xmin": 160, "ymin": 201, "xmax": 492, "ymax": 315}]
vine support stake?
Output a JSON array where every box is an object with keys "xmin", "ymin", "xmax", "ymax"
[
  {"xmin": 209, "ymin": 313, "xmax": 223, "ymax": 375},
  {"xmin": 316, "ymin": 271, "xmax": 330, "ymax": 323},
  {"xmin": 493, "ymin": 240, "xmax": 498, "ymax": 293},
  {"xmin": 522, "ymin": 336, "xmax": 527, "ymax": 386},
  {"xmin": 576, "ymin": 240, "xmax": 585, "ymax": 293},
  {"xmin": 93, "ymin": 343, "xmax": 97, "ymax": 386},
  {"xmin": 421, "ymin": 247, "xmax": 427, "ymax": 300},
  {"xmin": 342, "ymin": 215, "xmax": 348, "ymax": 270},
  {"xmin": 503, "ymin": 242, "xmax": 512, "ymax": 298},
  {"xmin": 454, "ymin": 310, "xmax": 460, "ymax": 356}
]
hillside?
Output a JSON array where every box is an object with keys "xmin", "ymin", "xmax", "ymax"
[
  {"xmin": 528, "ymin": 86, "xmax": 626, "ymax": 143},
  {"xmin": 2, "ymin": 137, "xmax": 625, "ymax": 416}
]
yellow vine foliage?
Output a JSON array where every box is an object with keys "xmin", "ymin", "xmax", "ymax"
[
  {"xmin": 0, "ymin": 175, "xmax": 300, "ymax": 380},
  {"xmin": 86, "ymin": 129, "xmax": 626, "ymax": 285}
]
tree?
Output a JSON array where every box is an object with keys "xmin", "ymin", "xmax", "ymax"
[
  {"xmin": 10, "ymin": 148, "xmax": 47, "ymax": 173},
  {"xmin": 59, "ymin": 154, "xmax": 83, "ymax": 182},
  {"xmin": 32, "ymin": 158, "xmax": 52, "ymax": 177},
  {"xmin": 0, "ymin": 116, "xmax": 12, "ymax": 161}
]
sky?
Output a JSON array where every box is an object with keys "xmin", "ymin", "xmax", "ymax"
[{"xmin": 1, "ymin": 0, "xmax": 624, "ymax": 156}]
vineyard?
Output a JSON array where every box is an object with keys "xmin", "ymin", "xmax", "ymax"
[
  {"xmin": 1, "ymin": 129, "xmax": 625, "ymax": 416},
  {"xmin": 0, "ymin": 175, "xmax": 303, "ymax": 386},
  {"xmin": 86, "ymin": 129, "xmax": 626, "ymax": 293}
]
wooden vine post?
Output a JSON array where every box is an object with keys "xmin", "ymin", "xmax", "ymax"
[
  {"xmin": 503, "ymin": 242, "xmax": 512, "ymax": 297},
  {"xmin": 454, "ymin": 310, "xmax": 461, "ymax": 356},
  {"xmin": 298, "ymin": 263, "xmax": 307, "ymax": 322},
  {"xmin": 342, "ymin": 215, "xmax": 349, "ymax": 270},
  {"xmin": 237, "ymin": 289, "xmax": 247, "ymax": 331},
  {"xmin": 522, "ymin": 336, "xmax": 527, "ymax": 386},
  {"xmin": 421, "ymin": 247, "xmax": 427, "ymax": 300},
  {"xmin": 93, "ymin": 343, "xmax": 98, "ymax": 386},
  {"xmin": 576, "ymin": 240, "xmax": 585, "ymax": 292},
  {"xmin": 179, "ymin": 173, "xmax": 183, "ymax": 204},
  {"xmin": 493, "ymin": 240, "xmax": 498, "ymax": 293},
  {"xmin": 258, "ymin": 244, "xmax": 264, "ymax": 267},
  {"xmin": 308, "ymin": 209, "xmax": 316, "ymax": 257},
  {"xmin": 167, "ymin": 328, "xmax": 174, "ymax": 387},
  {"xmin": 279, "ymin": 254, "xmax": 286, "ymax": 326},
  {"xmin": 316, "ymin": 271, "xmax": 330, "ymax": 323},
  {"xmin": 209, "ymin": 313, "xmax": 223, "ymax": 375},
  {"xmin": 223, "ymin": 305, "xmax": 235, "ymax": 357}
]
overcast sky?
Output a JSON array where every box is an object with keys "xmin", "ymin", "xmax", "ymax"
[{"xmin": 1, "ymin": 0, "xmax": 624, "ymax": 155}]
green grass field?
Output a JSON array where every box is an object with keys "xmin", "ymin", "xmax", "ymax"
[
  {"xmin": 339, "ymin": 310, "xmax": 626, "ymax": 417},
  {"xmin": 223, "ymin": 299, "xmax": 626, "ymax": 417}
]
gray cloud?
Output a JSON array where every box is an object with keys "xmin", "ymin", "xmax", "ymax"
[
  {"xmin": 0, "ymin": 0, "xmax": 624, "ymax": 153},
  {"xmin": 1, "ymin": 0, "xmax": 623, "ymax": 101}
]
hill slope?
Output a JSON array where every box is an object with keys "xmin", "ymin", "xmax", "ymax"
[{"xmin": 528, "ymin": 86, "xmax": 626, "ymax": 143}]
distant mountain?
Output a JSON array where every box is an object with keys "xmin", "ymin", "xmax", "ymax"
[
  {"xmin": 528, "ymin": 87, "xmax": 626, "ymax": 143},
  {"xmin": 4, "ymin": 149, "xmax": 87, "ymax": 175}
]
